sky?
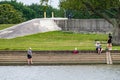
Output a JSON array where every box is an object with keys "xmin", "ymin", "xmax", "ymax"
[{"xmin": 0, "ymin": 0, "xmax": 59, "ymax": 8}]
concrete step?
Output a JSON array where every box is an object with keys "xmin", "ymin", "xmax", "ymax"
[
  {"xmin": 111, "ymin": 53, "xmax": 120, "ymax": 64},
  {"xmin": 0, "ymin": 53, "xmax": 106, "ymax": 65}
]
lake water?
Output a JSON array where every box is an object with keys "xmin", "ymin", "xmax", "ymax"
[{"xmin": 0, "ymin": 65, "xmax": 120, "ymax": 80}]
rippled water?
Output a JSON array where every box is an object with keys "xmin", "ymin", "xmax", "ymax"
[{"xmin": 0, "ymin": 65, "xmax": 120, "ymax": 80}]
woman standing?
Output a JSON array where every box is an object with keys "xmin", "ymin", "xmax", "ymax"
[
  {"xmin": 27, "ymin": 48, "xmax": 33, "ymax": 64},
  {"xmin": 107, "ymin": 33, "xmax": 112, "ymax": 50}
]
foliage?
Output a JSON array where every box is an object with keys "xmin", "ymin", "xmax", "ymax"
[
  {"xmin": 54, "ymin": 8, "xmax": 64, "ymax": 17},
  {"xmin": 0, "ymin": 4, "xmax": 25, "ymax": 24},
  {"xmin": 0, "ymin": 0, "xmax": 119, "ymax": 20},
  {"xmin": 60, "ymin": 0, "xmax": 120, "ymax": 23},
  {"xmin": 40, "ymin": 0, "xmax": 49, "ymax": 12},
  {"xmin": 28, "ymin": 4, "xmax": 57, "ymax": 18},
  {"xmin": 65, "ymin": 10, "xmax": 101, "ymax": 19},
  {"xmin": 0, "ymin": 0, "xmax": 36, "ymax": 20},
  {"xmin": 28, "ymin": 4, "xmax": 44, "ymax": 18},
  {"xmin": 60, "ymin": 0, "xmax": 120, "ymax": 10},
  {"xmin": 0, "ymin": 0, "xmax": 64, "ymax": 20},
  {"xmin": 40, "ymin": 0, "xmax": 49, "ymax": 6}
]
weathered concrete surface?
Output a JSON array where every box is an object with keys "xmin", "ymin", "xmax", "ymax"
[
  {"xmin": 0, "ymin": 50, "xmax": 120, "ymax": 65},
  {"xmin": 0, "ymin": 18, "xmax": 61, "ymax": 39},
  {"xmin": 55, "ymin": 19, "xmax": 113, "ymax": 33}
]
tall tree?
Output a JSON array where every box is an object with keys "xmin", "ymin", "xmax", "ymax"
[
  {"xmin": 60, "ymin": 0, "xmax": 120, "ymax": 45},
  {"xmin": 40, "ymin": 0, "xmax": 49, "ymax": 13},
  {"xmin": 28, "ymin": 4, "xmax": 44, "ymax": 18},
  {"xmin": 0, "ymin": 4, "xmax": 25, "ymax": 24}
]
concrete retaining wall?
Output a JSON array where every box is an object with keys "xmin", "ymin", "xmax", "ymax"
[{"xmin": 55, "ymin": 19, "xmax": 113, "ymax": 33}]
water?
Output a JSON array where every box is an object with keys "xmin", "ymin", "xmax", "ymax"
[{"xmin": 0, "ymin": 65, "xmax": 120, "ymax": 80}]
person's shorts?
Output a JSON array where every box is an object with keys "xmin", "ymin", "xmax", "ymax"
[
  {"xmin": 96, "ymin": 48, "xmax": 101, "ymax": 51},
  {"xmin": 27, "ymin": 54, "xmax": 32, "ymax": 59}
]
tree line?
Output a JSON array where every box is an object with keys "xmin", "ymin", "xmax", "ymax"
[
  {"xmin": 0, "ymin": 0, "xmax": 64, "ymax": 24},
  {"xmin": 0, "ymin": 0, "xmax": 117, "ymax": 24}
]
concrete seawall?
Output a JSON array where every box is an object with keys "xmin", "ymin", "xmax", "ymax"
[{"xmin": 0, "ymin": 50, "xmax": 120, "ymax": 65}]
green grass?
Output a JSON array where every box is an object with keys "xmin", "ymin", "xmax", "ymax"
[
  {"xmin": 0, "ymin": 24, "xmax": 16, "ymax": 30},
  {"xmin": 0, "ymin": 24, "xmax": 119, "ymax": 50},
  {"xmin": 0, "ymin": 31, "xmax": 109, "ymax": 50}
]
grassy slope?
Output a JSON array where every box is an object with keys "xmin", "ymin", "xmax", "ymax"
[
  {"xmin": 0, "ymin": 24, "xmax": 15, "ymax": 30},
  {"xmin": 0, "ymin": 31, "xmax": 108, "ymax": 50},
  {"xmin": 0, "ymin": 24, "xmax": 119, "ymax": 50}
]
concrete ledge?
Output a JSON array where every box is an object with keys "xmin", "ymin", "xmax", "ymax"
[
  {"xmin": 0, "ymin": 50, "xmax": 105, "ymax": 54},
  {"xmin": 0, "ymin": 62, "xmax": 107, "ymax": 66},
  {"xmin": 0, "ymin": 50, "xmax": 120, "ymax": 54},
  {"xmin": 0, "ymin": 50, "xmax": 120, "ymax": 65}
]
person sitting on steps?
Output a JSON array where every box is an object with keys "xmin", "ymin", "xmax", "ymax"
[
  {"xmin": 95, "ymin": 41, "xmax": 102, "ymax": 54},
  {"xmin": 73, "ymin": 47, "xmax": 79, "ymax": 54}
]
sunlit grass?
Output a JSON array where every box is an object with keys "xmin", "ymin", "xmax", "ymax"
[{"xmin": 0, "ymin": 31, "xmax": 109, "ymax": 50}]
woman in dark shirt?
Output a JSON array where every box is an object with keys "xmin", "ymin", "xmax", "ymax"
[{"xmin": 107, "ymin": 33, "xmax": 112, "ymax": 50}]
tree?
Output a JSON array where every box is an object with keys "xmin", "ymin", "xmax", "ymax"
[
  {"xmin": 40, "ymin": 0, "xmax": 49, "ymax": 14},
  {"xmin": 28, "ymin": 4, "xmax": 43, "ymax": 18},
  {"xmin": 40, "ymin": 0, "xmax": 49, "ymax": 5},
  {"xmin": 60, "ymin": 0, "xmax": 120, "ymax": 45},
  {"xmin": 0, "ymin": 0, "xmax": 64, "ymax": 19},
  {"xmin": 0, "ymin": 4, "xmax": 25, "ymax": 24},
  {"xmin": 0, "ymin": 0, "xmax": 36, "ymax": 20}
]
